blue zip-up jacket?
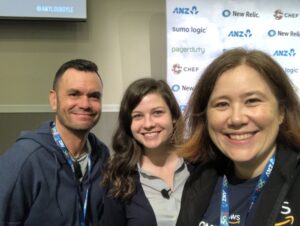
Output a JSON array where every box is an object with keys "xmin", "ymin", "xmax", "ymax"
[{"xmin": 0, "ymin": 121, "xmax": 109, "ymax": 226}]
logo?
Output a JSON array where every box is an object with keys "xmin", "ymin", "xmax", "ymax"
[
  {"xmin": 172, "ymin": 26, "xmax": 207, "ymax": 34},
  {"xmin": 274, "ymin": 9, "xmax": 299, "ymax": 20},
  {"xmin": 173, "ymin": 6, "xmax": 199, "ymax": 15},
  {"xmin": 273, "ymin": 49, "xmax": 296, "ymax": 57},
  {"xmin": 172, "ymin": 84, "xmax": 180, "ymax": 92},
  {"xmin": 228, "ymin": 29, "xmax": 252, "ymax": 38},
  {"xmin": 171, "ymin": 64, "xmax": 200, "ymax": 75},
  {"xmin": 274, "ymin": 9, "xmax": 284, "ymax": 20},
  {"xmin": 222, "ymin": 9, "xmax": 259, "ymax": 18},
  {"xmin": 171, "ymin": 84, "xmax": 194, "ymax": 92},
  {"xmin": 222, "ymin": 9, "xmax": 231, "ymax": 17},
  {"xmin": 229, "ymin": 214, "xmax": 241, "ymax": 224},
  {"xmin": 275, "ymin": 201, "xmax": 294, "ymax": 226},
  {"xmin": 285, "ymin": 68, "xmax": 299, "ymax": 74},
  {"xmin": 171, "ymin": 46, "xmax": 205, "ymax": 55},
  {"xmin": 172, "ymin": 64, "xmax": 182, "ymax": 74},
  {"xmin": 268, "ymin": 30, "xmax": 277, "ymax": 37},
  {"xmin": 268, "ymin": 30, "xmax": 300, "ymax": 37}
]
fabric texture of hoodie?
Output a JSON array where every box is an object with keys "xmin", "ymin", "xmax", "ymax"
[{"xmin": 0, "ymin": 121, "xmax": 109, "ymax": 226}]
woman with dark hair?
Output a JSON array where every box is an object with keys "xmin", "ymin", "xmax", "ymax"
[
  {"xmin": 176, "ymin": 48, "xmax": 300, "ymax": 226},
  {"xmin": 102, "ymin": 78, "xmax": 190, "ymax": 226}
]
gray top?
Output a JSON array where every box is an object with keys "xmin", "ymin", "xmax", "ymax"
[{"xmin": 138, "ymin": 158, "xmax": 190, "ymax": 226}]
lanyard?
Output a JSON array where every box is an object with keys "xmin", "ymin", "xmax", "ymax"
[
  {"xmin": 51, "ymin": 122, "xmax": 92, "ymax": 226},
  {"xmin": 220, "ymin": 154, "xmax": 275, "ymax": 226}
]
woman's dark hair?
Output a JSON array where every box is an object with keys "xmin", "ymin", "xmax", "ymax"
[
  {"xmin": 102, "ymin": 78, "xmax": 183, "ymax": 200},
  {"xmin": 177, "ymin": 47, "xmax": 300, "ymax": 163}
]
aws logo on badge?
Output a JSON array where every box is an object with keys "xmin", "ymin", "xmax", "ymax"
[
  {"xmin": 275, "ymin": 201, "xmax": 295, "ymax": 226},
  {"xmin": 198, "ymin": 214, "xmax": 241, "ymax": 226}
]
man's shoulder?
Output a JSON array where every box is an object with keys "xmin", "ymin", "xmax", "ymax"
[
  {"xmin": 88, "ymin": 132, "xmax": 110, "ymax": 159},
  {"xmin": 1, "ymin": 121, "xmax": 54, "ymax": 161}
]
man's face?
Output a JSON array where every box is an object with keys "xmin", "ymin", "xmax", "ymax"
[{"xmin": 49, "ymin": 68, "xmax": 103, "ymax": 135}]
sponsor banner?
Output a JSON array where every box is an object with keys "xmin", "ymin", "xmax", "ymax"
[{"xmin": 166, "ymin": 0, "xmax": 300, "ymax": 108}]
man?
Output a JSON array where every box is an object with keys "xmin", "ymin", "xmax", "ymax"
[{"xmin": 0, "ymin": 59, "xmax": 109, "ymax": 226}]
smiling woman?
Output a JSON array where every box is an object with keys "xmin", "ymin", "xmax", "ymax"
[
  {"xmin": 102, "ymin": 78, "xmax": 191, "ymax": 226},
  {"xmin": 176, "ymin": 48, "xmax": 300, "ymax": 226}
]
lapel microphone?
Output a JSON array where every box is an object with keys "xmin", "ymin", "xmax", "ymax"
[{"xmin": 161, "ymin": 188, "xmax": 171, "ymax": 199}]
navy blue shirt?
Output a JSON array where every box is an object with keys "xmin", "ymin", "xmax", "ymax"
[{"xmin": 200, "ymin": 174, "xmax": 260, "ymax": 226}]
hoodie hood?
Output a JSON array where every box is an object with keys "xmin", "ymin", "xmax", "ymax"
[{"xmin": 17, "ymin": 120, "xmax": 67, "ymax": 164}]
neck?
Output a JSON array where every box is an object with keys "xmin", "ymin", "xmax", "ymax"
[
  {"xmin": 140, "ymin": 149, "xmax": 179, "ymax": 189},
  {"xmin": 141, "ymin": 147, "xmax": 177, "ymax": 168},
  {"xmin": 54, "ymin": 120, "xmax": 88, "ymax": 158}
]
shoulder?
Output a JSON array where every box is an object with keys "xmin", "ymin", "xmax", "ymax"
[{"xmin": 88, "ymin": 132, "xmax": 110, "ymax": 161}]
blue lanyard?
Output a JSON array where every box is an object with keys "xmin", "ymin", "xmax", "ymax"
[
  {"xmin": 220, "ymin": 154, "xmax": 275, "ymax": 226},
  {"xmin": 51, "ymin": 122, "xmax": 92, "ymax": 226}
]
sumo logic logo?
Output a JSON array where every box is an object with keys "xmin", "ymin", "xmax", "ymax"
[
  {"xmin": 228, "ymin": 29, "xmax": 253, "ymax": 38},
  {"xmin": 273, "ymin": 48, "xmax": 296, "ymax": 57},
  {"xmin": 285, "ymin": 68, "xmax": 299, "ymax": 75},
  {"xmin": 274, "ymin": 9, "xmax": 299, "ymax": 20},
  {"xmin": 172, "ymin": 26, "xmax": 207, "ymax": 35},
  {"xmin": 172, "ymin": 6, "xmax": 199, "ymax": 15}
]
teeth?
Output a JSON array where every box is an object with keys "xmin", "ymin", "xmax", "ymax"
[
  {"xmin": 144, "ymin": 132, "xmax": 159, "ymax": 137},
  {"xmin": 229, "ymin": 133, "xmax": 253, "ymax": 140}
]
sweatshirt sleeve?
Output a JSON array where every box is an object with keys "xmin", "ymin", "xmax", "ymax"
[{"xmin": 0, "ymin": 143, "xmax": 38, "ymax": 226}]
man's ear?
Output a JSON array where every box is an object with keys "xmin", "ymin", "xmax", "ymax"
[{"xmin": 49, "ymin": 90, "xmax": 57, "ymax": 112}]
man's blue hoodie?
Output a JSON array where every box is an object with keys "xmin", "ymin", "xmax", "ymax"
[{"xmin": 0, "ymin": 121, "xmax": 109, "ymax": 226}]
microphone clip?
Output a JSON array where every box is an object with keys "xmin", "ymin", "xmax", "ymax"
[{"xmin": 161, "ymin": 188, "xmax": 171, "ymax": 199}]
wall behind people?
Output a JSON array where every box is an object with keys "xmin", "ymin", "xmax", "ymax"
[{"xmin": 0, "ymin": 0, "xmax": 166, "ymax": 153}]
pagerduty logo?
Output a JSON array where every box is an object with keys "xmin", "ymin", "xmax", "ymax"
[
  {"xmin": 171, "ymin": 46, "xmax": 205, "ymax": 54},
  {"xmin": 228, "ymin": 29, "xmax": 252, "ymax": 38},
  {"xmin": 274, "ymin": 9, "xmax": 299, "ymax": 20},
  {"xmin": 273, "ymin": 49, "xmax": 296, "ymax": 57},
  {"xmin": 173, "ymin": 6, "xmax": 199, "ymax": 15},
  {"xmin": 222, "ymin": 9, "xmax": 259, "ymax": 18}
]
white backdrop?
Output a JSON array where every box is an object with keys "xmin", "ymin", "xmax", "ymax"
[{"xmin": 166, "ymin": 0, "xmax": 300, "ymax": 111}]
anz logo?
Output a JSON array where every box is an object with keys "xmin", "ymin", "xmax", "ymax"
[
  {"xmin": 273, "ymin": 48, "xmax": 296, "ymax": 57},
  {"xmin": 228, "ymin": 29, "xmax": 252, "ymax": 38},
  {"xmin": 173, "ymin": 6, "xmax": 199, "ymax": 15}
]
